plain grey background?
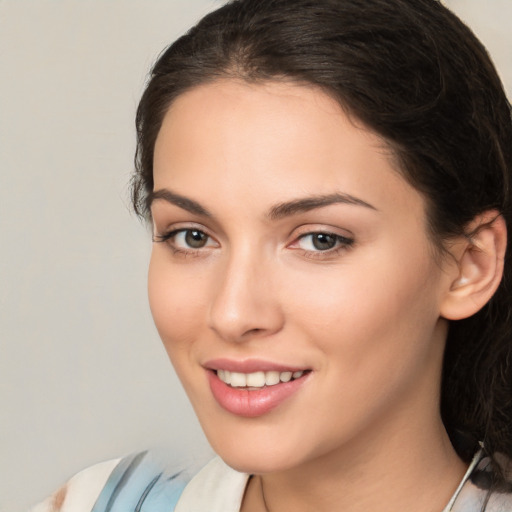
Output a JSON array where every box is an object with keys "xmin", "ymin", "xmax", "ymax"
[{"xmin": 0, "ymin": 2, "xmax": 510, "ymax": 511}]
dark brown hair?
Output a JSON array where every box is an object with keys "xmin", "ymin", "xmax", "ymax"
[{"xmin": 133, "ymin": 0, "xmax": 512, "ymax": 486}]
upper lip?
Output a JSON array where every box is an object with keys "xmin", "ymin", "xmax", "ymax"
[{"xmin": 203, "ymin": 358, "xmax": 310, "ymax": 373}]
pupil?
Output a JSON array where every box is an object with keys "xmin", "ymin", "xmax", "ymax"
[
  {"xmin": 312, "ymin": 233, "xmax": 336, "ymax": 250},
  {"xmin": 185, "ymin": 230, "xmax": 207, "ymax": 248}
]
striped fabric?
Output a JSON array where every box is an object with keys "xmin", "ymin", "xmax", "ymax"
[
  {"xmin": 90, "ymin": 452, "xmax": 190, "ymax": 512},
  {"xmin": 32, "ymin": 449, "xmax": 512, "ymax": 511}
]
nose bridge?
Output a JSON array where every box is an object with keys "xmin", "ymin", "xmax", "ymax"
[{"xmin": 208, "ymin": 242, "xmax": 282, "ymax": 342}]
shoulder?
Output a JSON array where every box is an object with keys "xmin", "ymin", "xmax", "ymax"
[
  {"xmin": 482, "ymin": 453, "xmax": 512, "ymax": 512},
  {"xmin": 29, "ymin": 452, "xmax": 194, "ymax": 512},
  {"xmin": 30, "ymin": 458, "xmax": 120, "ymax": 512},
  {"xmin": 90, "ymin": 451, "xmax": 192, "ymax": 511},
  {"xmin": 175, "ymin": 457, "xmax": 249, "ymax": 512},
  {"xmin": 450, "ymin": 451, "xmax": 512, "ymax": 512}
]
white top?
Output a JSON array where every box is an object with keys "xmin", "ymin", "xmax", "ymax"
[
  {"xmin": 175, "ymin": 457, "xmax": 249, "ymax": 512},
  {"xmin": 30, "ymin": 459, "xmax": 120, "ymax": 512},
  {"xmin": 30, "ymin": 450, "xmax": 512, "ymax": 511}
]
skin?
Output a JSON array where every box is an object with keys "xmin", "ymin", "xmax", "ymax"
[{"xmin": 149, "ymin": 80, "xmax": 468, "ymax": 512}]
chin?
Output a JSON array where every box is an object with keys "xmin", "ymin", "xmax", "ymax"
[
  {"xmin": 218, "ymin": 448, "xmax": 299, "ymax": 475},
  {"xmin": 203, "ymin": 424, "xmax": 314, "ymax": 475}
]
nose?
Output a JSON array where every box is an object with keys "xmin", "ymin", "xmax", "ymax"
[{"xmin": 208, "ymin": 250, "xmax": 284, "ymax": 343}]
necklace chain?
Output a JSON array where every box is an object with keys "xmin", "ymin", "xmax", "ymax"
[{"xmin": 259, "ymin": 475, "xmax": 270, "ymax": 512}]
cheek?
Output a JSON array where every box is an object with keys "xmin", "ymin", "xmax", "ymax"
[
  {"xmin": 279, "ymin": 253, "xmax": 445, "ymax": 444},
  {"xmin": 284, "ymin": 248, "xmax": 442, "ymax": 371},
  {"xmin": 148, "ymin": 253, "xmax": 207, "ymax": 362}
]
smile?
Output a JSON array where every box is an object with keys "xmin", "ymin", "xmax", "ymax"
[
  {"xmin": 216, "ymin": 369, "xmax": 306, "ymax": 388},
  {"xmin": 206, "ymin": 362, "xmax": 311, "ymax": 417}
]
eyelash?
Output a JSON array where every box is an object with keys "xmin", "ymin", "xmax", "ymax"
[
  {"xmin": 153, "ymin": 228, "xmax": 354, "ymax": 260},
  {"xmin": 292, "ymin": 232, "xmax": 354, "ymax": 260},
  {"xmin": 153, "ymin": 228, "xmax": 217, "ymax": 257}
]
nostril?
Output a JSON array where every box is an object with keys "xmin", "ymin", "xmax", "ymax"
[{"xmin": 245, "ymin": 328, "xmax": 263, "ymax": 336}]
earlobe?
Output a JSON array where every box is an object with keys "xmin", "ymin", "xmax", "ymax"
[{"xmin": 440, "ymin": 211, "xmax": 507, "ymax": 321}]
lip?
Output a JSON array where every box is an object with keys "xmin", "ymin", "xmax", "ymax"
[
  {"xmin": 205, "ymin": 361, "xmax": 311, "ymax": 418},
  {"xmin": 204, "ymin": 358, "xmax": 307, "ymax": 374}
]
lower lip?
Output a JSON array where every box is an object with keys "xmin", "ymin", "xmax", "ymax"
[{"xmin": 207, "ymin": 371, "xmax": 309, "ymax": 418}]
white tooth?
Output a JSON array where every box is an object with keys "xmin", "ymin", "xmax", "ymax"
[
  {"xmin": 246, "ymin": 371, "xmax": 266, "ymax": 388},
  {"xmin": 292, "ymin": 371, "xmax": 304, "ymax": 379},
  {"xmin": 280, "ymin": 371, "xmax": 292, "ymax": 383},
  {"xmin": 265, "ymin": 371, "xmax": 280, "ymax": 386},
  {"xmin": 217, "ymin": 369, "xmax": 225, "ymax": 381},
  {"xmin": 224, "ymin": 370, "xmax": 231, "ymax": 384},
  {"xmin": 230, "ymin": 372, "xmax": 247, "ymax": 387}
]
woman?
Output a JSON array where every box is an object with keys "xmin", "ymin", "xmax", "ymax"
[{"xmin": 33, "ymin": 0, "xmax": 512, "ymax": 510}]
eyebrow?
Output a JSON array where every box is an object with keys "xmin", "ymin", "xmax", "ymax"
[
  {"xmin": 268, "ymin": 193, "xmax": 377, "ymax": 220},
  {"xmin": 148, "ymin": 189, "xmax": 212, "ymax": 217},
  {"xmin": 148, "ymin": 188, "xmax": 376, "ymax": 220}
]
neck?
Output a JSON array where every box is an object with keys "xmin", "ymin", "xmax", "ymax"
[
  {"xmin": 258, "ymin": 421, "xmax": 465, "ymax": 512},
  {"xmin": 241, "ymin": 322, "xmax": 467, "ymax": 512},
  {"xmin": 242, "ymin": 378, "xmax": 466, "ymax": 512}
]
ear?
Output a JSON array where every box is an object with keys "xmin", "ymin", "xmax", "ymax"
[{"xmin": 440, "ymin": 211, "xmax": 507, "ymax": 321}]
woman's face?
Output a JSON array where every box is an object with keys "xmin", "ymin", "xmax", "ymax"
[{"xmin": 149, "ymin": 80, "xmax": 454, "ymax": 474}]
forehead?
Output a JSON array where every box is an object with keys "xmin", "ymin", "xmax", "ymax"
[
  {"xmin": 152, "ymin": 79, "xmax": 425, "ymax": 221},
  {"xmin": 156, "ymin": 79, "xmax": 386, "ymax": 161}
]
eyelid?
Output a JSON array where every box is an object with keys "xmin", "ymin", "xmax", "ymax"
[
  {"xmin": 290, "ymin": 232, "xmax": 354, "ymax": 248},
  {"xmin": 287, "ymin": 225, "xmax": 355, "ymax": 259},
  {"xmin": 155, "ymin": 229, "xmax": 217, "ymax": 244},
  {"xmin": 153, "ymin": 221, "xmax": 215, "ymax": 239},
  {"xmin": 153, "ymin": 223, "xmax": 220, "ymax": 253},
  {"xmin": 289, "ymin": 224, "xmax": 354, "ymax": 242}
]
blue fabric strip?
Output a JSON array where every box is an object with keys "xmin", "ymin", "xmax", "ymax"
[
  {"xmin": 91, "ymin": 452, "xmax": 189, "ymax": 512},
  {"xmin": 135, "ymin": 473, "xmax": 162, "ymax": 512}
]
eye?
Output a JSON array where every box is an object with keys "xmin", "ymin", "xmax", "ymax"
[
  {"xmin": 153, "ymin": 228, "xmax": 218, "ymax": 252},
  {"xmin": 292, "ymin": 231, "xmax": 354, "ymax": 253},
  {"xmin": 176, "ymin": 229, "xmax": 209, "ymax": 249},
  {"xmin": 301, "ymin": 233, "xmax": 338, "ymax": 251}
]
